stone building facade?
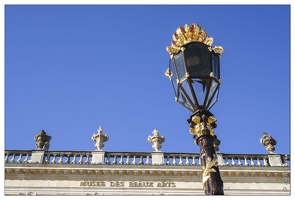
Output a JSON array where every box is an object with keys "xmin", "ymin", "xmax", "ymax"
[{"xmin": 4, "ymin": 129, "xmax": 290, "ymax": 195}]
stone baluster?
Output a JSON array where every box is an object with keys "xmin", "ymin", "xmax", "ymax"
[
  {"xmin": 24, "ymin": 154, "xmax": 29, "ymax": 163},
  {"xmin": 78, "ymin": 155, "xmax": 83, "ymax": 164},
  {"xmin": 126, "ymin": 155, "xmax": 130, "ymax": 165},
  {"xmin": 257, "ymin": 159, "xmax": 262, "ymax": 166},
  {"xmin": 231, "ymin": 157, "xmax": 236, "ymax": 166},
  {"xmin": 250, "ymin": 158, "xmax": 255, "ymax": 166},
  {"xmin": 263, "ymin": 157, "xmax": 269, "ymax": 166},
  {"xmin": 244, "ymin": 157, "xmax": 249, "ymax": 166},
  {"xmin": 132, "ymin": 156, "xmax": 136, "ymax": 165},
  {"xmin": 192, "ymin": 156, "xmax": 196, "ymax": 166},
  {"xmin": 224, "ymin": 157, "xmax": 229, "ymax": 166},
  {"xmin": 237, "ymin": 158, "xmax": 242, "ymax": 166},
  {"xmin": 166, "ymin": 156, "xmax": 170, "ymax": 165},
  {"xmin": 5, "ymin": 154, "xmax": 9, "ymax": 163},
  {"xmin": 58, "ymin": 155, "xmax": 63, "ymax": 164},
  {"xmin": 112, "ymin": 156, "xmax": 117, "ymax": 165},
  {"xmin": 186, "ymin": 156, "xmax": 190, "ymax": 165},
  {"xmin": 65, "ymin": 155, "xmax": 70, "ymax": 164},
  {"xmin": 172, "ymin": 156, "xmax": 176, "ymax": 165},
  {"xmin": 106, "ymin": 155, "xmax": 110, "ymax": 164},
  {"xmin": 146, "ymin": 156, "xmax": 150, "ymax": 165},
  {"xmin": 52, "ymin": 154, "xmax": 57, "ymax": 164},
  {"xmin": 179, "ymin": 156, "xmax": 183, "ymax": 165},
  {"xmin": 17, "ymin": 154, "xmax": 22, "ymax": 163},
  {"xmin": 119, "ymin": 156, "xmax": 123, "ymax": 165},
  {"xmin": 72, "ymin": 154, "xmax": 77, "ymax": 164},
  {"xmin": 9, "ymin": 154, "xmax": 15, "ymax": 163},
  {"xmin": 139, "ymin": 156, "xmax": 143, "ymax": 165},
  {"xmin": 44, "ymin": 153, "xmax": 50, "ymax": 163},
  {"xmin": 85, "ymin": 154, "xmax": 90, "ymax": 164}
]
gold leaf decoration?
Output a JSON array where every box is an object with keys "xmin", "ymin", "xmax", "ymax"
[
  {"xmin": 208, "ymin": 116, "xmax": 216, "ymax": 124},
  {"xmin": 202, "ymin": 154, "xmax": 219, "ymax": 191},
  {"xmin": 165, "ymin": 68, "xmax": 173, "ymax": 80},
  {"xmin": 166, "ymin": 23, "xmax": 224, "ymax": 56}
]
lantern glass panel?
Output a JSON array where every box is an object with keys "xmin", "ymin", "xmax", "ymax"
[
  {"xmin": 174, "ymin": 52, "xmax": 186, "ymax": 82},
  {"xmin": 181, "ymin": 80, "xmax": 196, "ymax": 106},
  {"xmin": 206, "ymin": 79, "xmax": 219, "ymax": 108},
  {"xmin": 169, "ymin": 58, "xmax": 178, "ymax": 97},
  {"xmin": 191, "ymin": 78, "xmax": 211, "ymax": 108},
  {"xmin": 212, "ymin": 53, "xmax": 220, "ymax": 79},
  {"xmin": 178, "ymin": 88, "xmax": 194, "ymax": 112},
  {"xmin": 184, "ymin": 42, "xmax": 211, "ymax": 77},
  {"xmin": 207, "ymin": 85, "xmax": 220, "ymax": 110}
]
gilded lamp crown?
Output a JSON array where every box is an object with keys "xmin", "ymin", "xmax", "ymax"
[{"xmin": 166, "ymin": 23, "xmax": 224, "ymax": 56}]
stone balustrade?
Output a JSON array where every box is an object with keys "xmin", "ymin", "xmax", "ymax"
[
  {"xmin": 164, "ymin": 153, "xmax": 201, "ymax": 166},
  {"xmin": 4, "ymin": 150, "xmax": 290, "ymax": 167},
  {"xmin": 5, "ymin": 150, "xmax": 32, "ymax": 164}
]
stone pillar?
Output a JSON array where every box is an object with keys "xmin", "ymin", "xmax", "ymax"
[
  {"xmin": 268, "ymin": 154, "xmax": 283, "ymax": 166},
  {"xmin": 29, "ymin": 150, "xmax": 45, "ymax": 163},
  {"xmin": 91, "ymin": 151, "xmax": 105, "ymax": 164},
  {"xmin": 216, "ymin": 153, "xmax": 224, "ymax": 166},
  {"xmin": 151, "ymin": 152, "xmax": 164, "ymax": 165}
]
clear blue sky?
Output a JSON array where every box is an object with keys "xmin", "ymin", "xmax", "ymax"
[{"xmin": 4, "ymin": 4, "xmax": 291, "ymax": 155}]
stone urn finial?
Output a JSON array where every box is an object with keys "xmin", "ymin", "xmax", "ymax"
[
  {"xmin": 34, "ymin": 130, "xmax": 52, "ymax": 150},
  {"xmin": 92, "ymin": 126, "xmax": 109, "ymax": 151},
  {"xmin": 147, "ymin": 129, "xmax": 165, "ymax": 152},
  {"xmin": 260, "ymin": 132, "xmax": 277, "ymax": 154}
]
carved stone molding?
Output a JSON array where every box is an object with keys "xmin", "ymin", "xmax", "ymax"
[{"xmin": 5, "ymin": 166, "xmax": 289, "ymax": 179}]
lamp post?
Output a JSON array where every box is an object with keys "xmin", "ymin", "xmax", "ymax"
[{"xmin": 165, "ymin": 23, "xmax": 224, "ymax": 195}]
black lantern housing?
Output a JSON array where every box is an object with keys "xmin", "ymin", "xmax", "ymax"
[
  {"xmin": 165, "ymin": 23, "xmax": 225, "ymax": 195},
  {"xmin": 168, "ymin": 41, "xmax": 221, "ymax": 113}
]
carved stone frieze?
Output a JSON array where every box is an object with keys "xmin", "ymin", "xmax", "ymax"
[{"xmin": 5, "ymin": 166, "xmax": 290, "ymax": 185}]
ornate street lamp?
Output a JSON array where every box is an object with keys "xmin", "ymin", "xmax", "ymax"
[{"xmin": 165, "ymin": 23, "xmax": 224, "ymax": 195}]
